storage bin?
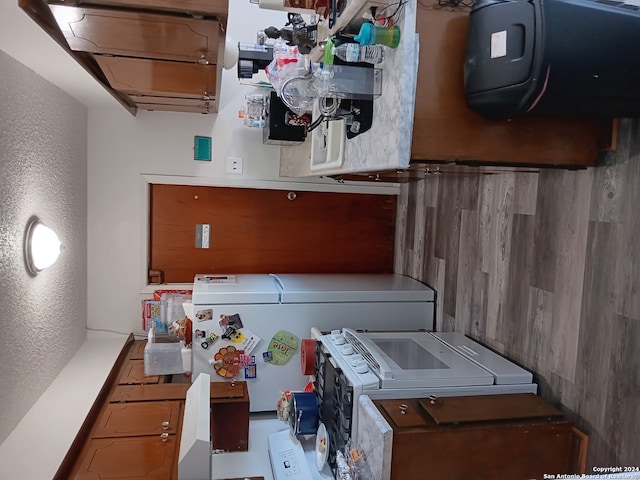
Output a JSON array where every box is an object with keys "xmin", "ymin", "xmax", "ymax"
[
  {"xmin": 144, "ymin": 340, "xmax": 184, "ymax": 376},
  {"xmin": 464, "ymin": 0, "xmax": 640, "ymax": 119}
]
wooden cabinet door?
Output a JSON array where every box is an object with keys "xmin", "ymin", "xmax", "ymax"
[
  {"xmin": 118, "ymin": 359, "xmax": 161, "ymax": 385},
  {"xmin": 96, "ymin": 55, "xmax": 216, "ymax": 99},
  {"xmin": 50, "ymin": 5, "xmax": 220, "ymax": 64},
  {"xmin": 73, "ymin": 435, "xmax": 178, "ymax": 480},
  {"xmin": 74, "ymin": 0, "xmax": 228, "ymax": 19},
  {"xmin": 93, "ymin": 401, "xmax": 182, "ymax": 437},
  {"xmin": 149, "ymin": 185, "xmax": 396, "ymax": 283},
  {"xmin": 130, "ymin": 95, "xmax": 214, "ymax": 114}
]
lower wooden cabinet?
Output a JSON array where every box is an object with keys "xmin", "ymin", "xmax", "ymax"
[
  {"xmin": 93, "ymin": 401, "xmax": 182, "ymax": 437},
  {"xmin": 73, "ymin": 435, "xmax": 179, "ymax": 480},
  {"xmin": 210, "ymin": 381, "xmax": 250, "ymax": 452},
  {"xmin": 335, "ymin": 161, "xmax": 540, "ymax": 183},
  {"xmin": 373, "ymin": 393, "xmax": 584, "ymax": 480},
  {"xmin": 55, "ymin": 338, "xmax": 187, "ymax": 480}
]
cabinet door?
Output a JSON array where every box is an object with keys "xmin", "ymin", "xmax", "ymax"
[
  {"xmin": 50, "ymin": 5, "xmax": 220, "ymax": 64},
  {"xmin": 96, "ymin": 55, "xmax": 217, "ymax": 99},
  {"xmin": 118, "ymin": 359, "xmax": 161, "ymax": 385},
  {"xmin": 72, "ymin": 0, "xmax": 228, "ymax": 19},
  {"xmin": 73, "ymin": 435, "xmax": 178, "ymax": 480},
  {"xmin": 93, "ymin": 401, "xmax": 182, "ymax": 437},
  {"xmin": 131, "ymin": 95, "xmax": 214, "ymax": 114}
]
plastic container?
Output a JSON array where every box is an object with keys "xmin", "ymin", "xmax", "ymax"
[
  {"xmin": 355, "ymin": 23, "xmax": 400, "ymax": 48},
  {"xmin": 144, "ymin": 329, "xmax": 185, "ymax": 376},
  {"xmin": 314, "ymin": 64, "xmax": 383, "ymax": 100},
  {"xmin": 332, "ymin": 43, "xmax": 384, "ymax": 64}
]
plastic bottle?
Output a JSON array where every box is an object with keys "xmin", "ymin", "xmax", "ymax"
[{"xmin": 332, "ymin": 43, "xmax": 384, "ymax": 64}]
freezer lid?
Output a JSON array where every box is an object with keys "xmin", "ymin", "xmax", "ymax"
[
  {"xmin": 192, "ymin": 274, "xmax": 280, "ymax": 305},
  {"xmin": 273, "ymin": 273, "xmax": 435, "ymax": 303},
  {"xmin": 431, "ymin": 331, "xmax": 533, "ymax": 385}
]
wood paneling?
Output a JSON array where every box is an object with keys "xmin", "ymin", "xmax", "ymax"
[
  {"xmin": 395, "ymin": 118, "xmax": 640, "ymax": 468},
  {"xmin": 149, "ymin": 185, "xmax": 396, "ymax": 282}
]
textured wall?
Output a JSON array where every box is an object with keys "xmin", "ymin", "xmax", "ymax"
[{"xmin": 0, "ymin": 50, "xmax": 88, "ymax": 444}]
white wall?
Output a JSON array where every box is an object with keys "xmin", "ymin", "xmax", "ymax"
[
  {"xmin": 87, "ymin": 1, "xmax": 398, "ymax": 337},
  {"xmin": 0, "ymin": 50, "xmax": 88, "ymax": 445}
]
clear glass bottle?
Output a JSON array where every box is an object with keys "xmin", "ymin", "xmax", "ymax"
[{"xmin": 332, "ymin": 43, "xmax": 384, "ymax": 64}]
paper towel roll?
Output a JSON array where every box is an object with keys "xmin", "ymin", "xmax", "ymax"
[
  {"xmin": 259, "ymin": 0, "xmax": 285, "ymax": 10},
  {"xmin": 259, "ymin": 0, "xmax": 315, "ymax": 14}
]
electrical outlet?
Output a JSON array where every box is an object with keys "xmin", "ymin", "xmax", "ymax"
[{"xmin": 226, "ymin": 157, "xmax": 243, "ymax": 175}]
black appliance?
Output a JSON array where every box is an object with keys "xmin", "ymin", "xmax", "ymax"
[
  {"xmin": 237, "ymin": 43, "xmax": 274, "ymax": 79},
  {"xmin": 464, "ymin": 0, "xmax": 640, "ymax": 119},
  {"xmin": 263, "ymin": 91, "xmax": 308, "ymax": 145}
]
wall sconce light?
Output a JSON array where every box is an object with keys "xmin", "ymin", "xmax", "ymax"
[{"xmin": 24, "ymin": 217, "xmax": 62, "ymax": 276}]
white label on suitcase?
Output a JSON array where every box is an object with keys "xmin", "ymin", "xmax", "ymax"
[{"xmin": 490, "ymin": 30, "xmax": 507, "ymax": 58}]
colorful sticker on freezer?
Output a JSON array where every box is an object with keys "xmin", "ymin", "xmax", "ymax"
[
  {"xmin": 210, "ymin": 345, "xmax": 244, "ymax": 378},
  {"xmin": 194, "ymin": 308, "xmax": 213, "ymax": 321},
  {"xmin": 242, "ymin": 355, "xmax": 257, "ymax": 379},
  {"xmin": 231, "ymin": 328, "xmax": 260, "ymax": 354},
  {"xmin": 266, "ymin": 330, "xmax": 299, "ymax": 365}
]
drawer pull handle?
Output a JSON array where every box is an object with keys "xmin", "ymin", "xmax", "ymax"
[
  {"xmin": 399, "ymin": 403, "xmax": 408, "ymax": 415},
  {"xmin": 161, "ymin": 421, "xmax": 170, "ymax": 430},
  {"xmin": 161, "ymin": 433, "xmax": 169, "ymax": 442}
]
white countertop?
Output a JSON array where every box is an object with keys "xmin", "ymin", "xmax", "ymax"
[{"xmin": 279, "ymin": 0, "xmax": 419, "ymax": 177}]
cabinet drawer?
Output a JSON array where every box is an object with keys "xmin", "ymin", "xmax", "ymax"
[
  {"xmin": 131, "ymin": 95, "xmax": 215, "ymax": 114},
  {"xmin": 419, "ymin": 393, "xmax": 564, "ymax": 425},
  {"xmin": 71, "ymin": 0, "xmax": 228, "ymax": 19}
]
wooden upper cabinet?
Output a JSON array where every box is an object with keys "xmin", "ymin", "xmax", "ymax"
[
  {"xmin": 69, "ymin": 0, "xmax": 228, "ymax": 21},
  {"xmin": 95, "ymin": 55, "xmax": 217, "ymax": 99},
  {"xmin": 49, "ymin": 4, "xmax": 220, "ymax": 64}
]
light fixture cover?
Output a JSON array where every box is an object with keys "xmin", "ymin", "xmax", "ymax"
[
  {"xmin": 223, "ymin": 35, "xmax": 239, "ymax": 70},
  {"xmin": 25, "ymin": 218, "xmax": 61, "ymax": 275}
]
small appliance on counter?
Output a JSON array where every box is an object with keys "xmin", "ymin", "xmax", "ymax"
[
  {"xmin": 237, "ymin": 42, "xmax": 274, "ymax": 79},
  {"xmin": 263, "ymin": 90, "xmax": 309, "ymax": 144}
]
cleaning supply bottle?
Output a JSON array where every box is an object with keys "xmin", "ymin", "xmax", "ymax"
[
  {"xmin": 332, "ymin": 43, "xmax": 384, "ymax": 64},
  {"xmin": 355, "ymin": 22, "xmax": 401, "ymax": 48}
]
